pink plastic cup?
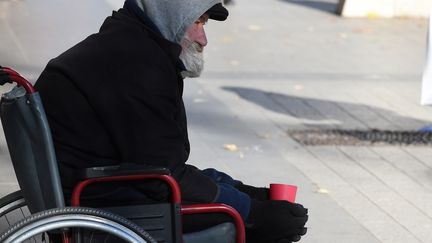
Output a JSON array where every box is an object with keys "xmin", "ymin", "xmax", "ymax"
[{"xmin": 269, "ymin": 183, "xmax": 297, "ymax": 203}]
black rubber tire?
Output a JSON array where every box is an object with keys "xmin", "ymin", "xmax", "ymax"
[
  {"xmin": 0, "ymin": 190, "xmax": 25, "ymax": 216},
  {"xmin": 0, "ymin": 207, "xmax": 157, "ymax": 243},
  {"xmin": 0, "ymin": 190, "xmax": 28, "ymax": 231}
]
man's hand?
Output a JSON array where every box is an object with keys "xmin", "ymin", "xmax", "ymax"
[{"xmin": 246, "ymin": 200, "xmax": 308, "ymax": 243}]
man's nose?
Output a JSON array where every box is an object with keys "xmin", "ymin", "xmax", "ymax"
[
  {"xmin": 197, "ymin": 34, "xmax": 207, "ymax": 47},
  {"xmin": 194, "ymin": 25, "xmax": 208, "ymax": 47}
]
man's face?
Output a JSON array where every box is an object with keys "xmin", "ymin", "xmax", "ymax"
[{"xmin": 179, "ymin": 14, "xmax": 209, "ymax": 78}]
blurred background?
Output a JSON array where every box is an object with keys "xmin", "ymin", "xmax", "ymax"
[{"xmin": 1, "ymin": 0, "xmax": 432, "ymax": 242}]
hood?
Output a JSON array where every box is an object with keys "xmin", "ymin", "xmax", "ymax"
[{"xmin": 133, "ymin": 0, "xmax": 222, "ymax": 44}]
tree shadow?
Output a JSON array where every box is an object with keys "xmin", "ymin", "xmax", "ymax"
[
  {"xmin": 279, "ymin": 0, "xmax": 342, "ymax": 14},
  {"xmin": 222, "ymin": 86, "xmax": 429, "ymax": 130}
]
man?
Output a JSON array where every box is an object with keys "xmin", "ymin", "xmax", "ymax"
[{"xmin": 35, "ymin": 0, "xmax": 308, "ymax": 242}]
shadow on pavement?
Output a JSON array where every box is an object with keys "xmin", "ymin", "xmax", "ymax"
[
  {"xmin": 279, "ymin": 0, "xmax": 339, "ymax": 14},
  {"xmin": 222, "ymin": 86, "xmax": 428, "ymax": 129}
]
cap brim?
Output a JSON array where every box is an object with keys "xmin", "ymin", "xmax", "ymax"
[{"xmin": 207, "ymin": 3, "xmax": 229, "ymax": 21}]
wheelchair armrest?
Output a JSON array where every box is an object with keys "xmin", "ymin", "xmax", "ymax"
[
  {"xmin": 181, "ymin": 204, "xmax": 246, "ymax": 243},
  {"xmin": 72, "ymin": 164, "xmax": 179, "ymax": 207},
  {"xmin": 78, "ymin": 163, "xmax": 170, "ymax": 180}
]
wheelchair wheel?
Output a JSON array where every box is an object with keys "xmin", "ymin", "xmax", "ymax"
[
  {"xmin": 0, "ymin": 191, "xmax": 29, "ymax": 230},
  {"xmin": 0, "ymin": 191, "xmax": 41, "ymax": 243},
  {"xmin": 0, "ymin": 207, "xmax": 157, "ymax": 243}
]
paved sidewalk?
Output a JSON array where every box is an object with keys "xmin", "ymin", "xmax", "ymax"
[{"xmin": 1, "ymin": 0, "xmax": 432, "ymax": 242}]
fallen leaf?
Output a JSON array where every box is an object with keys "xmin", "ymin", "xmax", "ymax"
[
  {"xmin": 316, "ymin": 188, "xmax": 329, "ymax": 194},
  {"xmin": 223, "ymin": 144, "xmax": 238, "ymax": 152}
]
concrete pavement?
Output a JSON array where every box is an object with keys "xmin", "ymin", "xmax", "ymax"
[{"xmin": 1, "ymin": 0, "xmax": 432, "ymax": 242}]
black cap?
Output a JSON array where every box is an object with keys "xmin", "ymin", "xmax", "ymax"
[{"xmin": 206, "ymin": 3, "xmax": 229, "ymax": 21}]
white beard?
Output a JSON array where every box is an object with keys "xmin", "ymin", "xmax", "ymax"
[{"xmin": 179, "ymin": 37, "xmax": 204, "ymax": 78}]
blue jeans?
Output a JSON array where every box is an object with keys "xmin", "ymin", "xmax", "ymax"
[{"xmin": 201, "ymin": 168, "xmax": 251, "ymax": 220}]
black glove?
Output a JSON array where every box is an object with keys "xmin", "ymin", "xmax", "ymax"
[
  {"xmin": 246, "ymin": 200, "xmax": 308, "ymax": 243},
  {"xmin": 276, "ymin": 239, "xmax": 293, "ymax": 243},
  {"xmin": 274, "ymin": 230, "xmax": 307, "ymax": 243},
  {"xmin": 234, "ymin": 183, "xmax": 270, "ymax": 201}
]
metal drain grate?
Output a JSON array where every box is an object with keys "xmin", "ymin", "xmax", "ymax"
[{"xmin": 287, "ymin": 129, "xmax": 432, "ymax": 146}]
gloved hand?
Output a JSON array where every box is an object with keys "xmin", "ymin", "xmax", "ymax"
[
  {"xmin": 246, "ymin": 200, "xmax": 308, "ymax": 243},
  {"xmin": 234, "ymin": 183, "xmax": 270, "ymax": 201}
]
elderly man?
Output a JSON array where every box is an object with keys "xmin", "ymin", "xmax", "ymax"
[{"xmin": 35, "ymin": 0, "xmax": 308, "ymax": 242}]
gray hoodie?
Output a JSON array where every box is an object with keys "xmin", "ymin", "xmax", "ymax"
[{"xmin": 133, "ymin": 0, "xmax": 221, "ymax": 44}]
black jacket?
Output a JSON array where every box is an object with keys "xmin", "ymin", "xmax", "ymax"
[{"xmin": 35, "ymin": 7, "xmax": 218, "ymax": 203}]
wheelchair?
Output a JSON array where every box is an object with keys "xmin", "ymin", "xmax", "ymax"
[{"xmin": 0, "ymin": 66, "xmax": 245, "ymax": 243}]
